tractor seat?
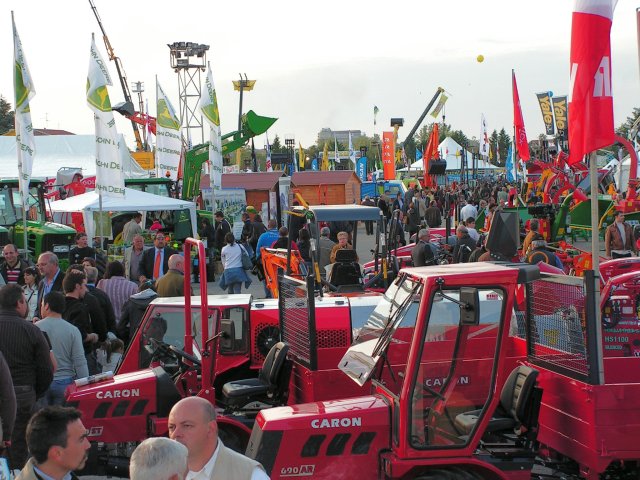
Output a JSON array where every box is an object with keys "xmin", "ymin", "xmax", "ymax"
[
  {"xmin": 455, "ymin": 365, "xmax": 539, "ymax": 436},
  {"xmin": 328, "ymin": 249, "xmax": 362, "ymax": 289},
  {"xmin": 221, "ymin": 342, "xmax": 289, "ymax": 408}
]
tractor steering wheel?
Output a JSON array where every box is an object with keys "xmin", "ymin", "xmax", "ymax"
[{"xmin": 169, "ymin": 345, "xmax": 201, "ymax": 366}]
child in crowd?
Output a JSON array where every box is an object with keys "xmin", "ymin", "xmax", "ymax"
[{"xmin": 97, "ymin": 336, "xmax": 125, "ymax": 373}]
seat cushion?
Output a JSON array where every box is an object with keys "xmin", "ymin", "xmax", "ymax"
[
  {"xmin": 222, "ymin": 378, "xmax": 269, "ymax": 399},
  {"xmin": 455, "ymin": 410, "xmax": 517, "ymax": 435}
]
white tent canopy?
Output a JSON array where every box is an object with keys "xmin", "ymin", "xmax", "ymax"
[
  {"xmin": 399, "ymin": 136, "xmax": 501, "ymax": 171},
  {"xmin": 48, "ymin": 188, "xmax": 197, "ymax": 241},
  {"xmin": 0, "ymin": 134, "xmax": 148, "ymax": 179}
]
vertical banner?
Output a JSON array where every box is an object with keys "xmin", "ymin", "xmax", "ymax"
[
  {"xmin": 382, "ymin": 131, "xmax": 395, "ymax": 180},
  {"xmin": 321, "ymin": 142, "xmax": 329, "ymax": 171},
  {"xmin": 311, "ymin": 158, "xmax": 318, "ymax": 171},
  {"xmin": 356, "ymin": 156, "xmax": 367, "ymax": 182},
  {"xmin": 265, "ymin": 132, "xmax": 273, "ymax": 172},
  {"xmin": 199, "ymin": 63, "xmax": 223, "ymax": 191},
  {"xmin": 479, "ymin": 114, "xmax": 489, "ymax": 157},
  {"xmin": 334, "ymin": 136, "xmax": 339, "ymax": 170},
  {"xmin": 13, "ymin": 14, "xmax": 36, "ymax": 201},
  {"xmin": 567, "ymin": 0, "xmax": 616, "ymax": 165},
  {"xmin": 512, "ymin": 70, "xmax": 530, "ymax": 161},
  {"xmin": 348, "ymin": 131, "xmax": 356, "ymax": 166},
  {"xmin": 536, "ymin": 92, "xmax": 556, "ymax": 135},
  {"xmin": 86, "ymin": 35, "xmax": 125, "ymax": 197},
  {"xmin": 156, "ymin": 80, "xmax": 182, "ymax": 180},
  {"xmin": 552, "ymin": 95, "xmax": 568, "ymax": 141},
  {"xmin": 298, "ymin": 143, "xmax": 305, "ymax": 170}
]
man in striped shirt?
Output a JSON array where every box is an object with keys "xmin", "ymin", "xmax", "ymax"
[{"xmin": 0, "ymin": 244, "xmax": 30, "ymax": 285}]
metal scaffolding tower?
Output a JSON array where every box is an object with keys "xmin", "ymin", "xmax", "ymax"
[{"xmin": 168, "ymin": 42, "xmax": 209, "ymax": 147}]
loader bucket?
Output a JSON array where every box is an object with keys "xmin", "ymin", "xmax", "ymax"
[{"xmin": 244, "ymin": 110, "xmax": 277, "ymax": 136}]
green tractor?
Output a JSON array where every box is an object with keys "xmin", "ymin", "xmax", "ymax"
[{"xmin": 0, "ymin": 179, "xmax": 76, "ymax": 269}]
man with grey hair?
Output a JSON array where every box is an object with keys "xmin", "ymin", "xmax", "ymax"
[
  {"xmin": 130, "ymin": 437, "xmax": 188, "ymax": 480},
  {"xmin": 156, "ymin": 254, "xmax": 188, "ymax": 298},
  {"xmin": 411, "ymin": 228, "xmax": 436, "ymax": 267},
  {"xmin": 318, "ymin": 227, "xmax": 335, "ymax": 278},
  {"xmin": 525, "ymin": 234, "xmax": 563, "ymax": 268},
  {"xmin": 453, "ymin": 224, "xmax": 476, "ymax": 264},
  {"xmin": 34, "ymin": 252, "xmax": 63, "ymax": 321}
]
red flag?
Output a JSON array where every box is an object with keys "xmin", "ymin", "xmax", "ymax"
[
  {"xmin": 512, "ymin": 70, "xmax": 530, "ymax": 161},
  {"xmin": 423, "ymin": 124, "xmax": 440, "ymax": 187},
  {"xmin": 567, "ymin": 0, "xmax": 616, "ymax": 165}
]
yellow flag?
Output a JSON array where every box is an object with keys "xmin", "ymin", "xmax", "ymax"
[
  {"xmin": 299, "ymin": 142, "xmax": 305, "ymax": 170},
  {"xmin": 322, "ymin": 142, "xmax": 329, "ymax": 171}
]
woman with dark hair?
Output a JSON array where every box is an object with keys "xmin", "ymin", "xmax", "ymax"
[
  {"xmin": 219, "ymin": 232, "xmax": 252, "ymax": 294},
  {"xmin": 22, "ymin": 266, "xmax": 41, "ymax": 322},
  {"xmin": 297, "ymin": 228, "xmax": 312, "ymax": 269},
  {"xmin": 97, "ymin": 261, "xmax": 138, "ymax": 325},
  {"xmin": 249, "ymin": 214, "xmax": 267, "ymax": 255}
]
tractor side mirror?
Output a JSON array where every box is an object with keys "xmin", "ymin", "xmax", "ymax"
[
  {"xmin": 219, "ymin": 319, "xmax": 236, "ymax": 352},
  {"xmin": 460, "ymin": 287, "xmax": 480, "ymax": 326}
]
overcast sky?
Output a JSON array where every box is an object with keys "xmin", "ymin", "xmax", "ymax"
[{"xmin": 1, "ymin": 0, "xmax": 638, "ymax": 153}]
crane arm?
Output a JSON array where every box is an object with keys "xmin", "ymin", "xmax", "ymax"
[
  {"xmin": 88, "ymin": 0, "xmax": 144, "ymax": 151},
  {"xmin": 403, "ymin": 87, "xmax": 445, "ymax": 146}
]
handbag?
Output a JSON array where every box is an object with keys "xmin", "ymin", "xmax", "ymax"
[{"xmin": 239, "ymin": 244, "xmax": 252, "ymax": 270}]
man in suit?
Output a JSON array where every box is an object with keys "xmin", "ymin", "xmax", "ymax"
[
  {"xmin": 139, "ymin": 232, "xmax": 177, "ymax": 283},
  {"xmin": 33, "ymin": 252, "xmax": 64, "ymax": 321}
]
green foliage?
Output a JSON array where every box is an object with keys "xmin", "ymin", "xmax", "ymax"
[
  {"xmin": 270, "ymin": 134, "xmax": 284, "ymax": 153},
  {"xmin": 616, "ymin": 107, "xmax": 640, "ymax": 139},
  {"xmin": 0, "ymin": 96, "xmax": 14, "ymax": 135},
  {"xmin": 497, "ymin": 128, "xmax": 512, "ymax": 166}
]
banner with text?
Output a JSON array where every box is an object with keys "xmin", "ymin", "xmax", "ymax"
[
  {"xmin": 86, "ymin": 36, "xmax": 124, "ymax": 198},
  {"xmin": 13, "ymin": 15, "xmax": 36, "ymax": 201},
  {"xmin": 199, "ymin": 63, "xmax": 223, "ymax": 191},
  {"xmin": 382, "ymin": 131, "xmax": 396, "ymax": 180},
  {"xmin": 356, "ymin": 156, "xmax": 367, "ymax": 182},
  {"xmin": 552, "ymin": 96, "xmax": 568, "ymax": 141},
  {"xmin": 156, "ymin": 80, "xmax": 182, "ymax": 181},
  {"xmin": 536, "ymin": 92, "xmax": 555, "ymax": 136}
]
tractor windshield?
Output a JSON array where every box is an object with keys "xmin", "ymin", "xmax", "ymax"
[
  {"xmin": 339, "ymin": 275, "xmax": 422, "ymax": 386},
  {"xmin": 0, "ymin": 184, "xmax": 41, "ymax": 226}
]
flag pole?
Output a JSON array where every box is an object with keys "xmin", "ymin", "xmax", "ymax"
[{"xmin": 589, "ymin": 150, "xmax": 604, "ymax": 383}]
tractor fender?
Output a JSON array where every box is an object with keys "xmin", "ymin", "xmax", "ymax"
[{"xmin": 217, "ymin": 416, "xmax": 252, "ymax": 453}]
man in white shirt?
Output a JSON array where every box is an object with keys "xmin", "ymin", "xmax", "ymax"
[
  {"xmin": 168, "ymin": 397, "xmax": 269, "ymax": 480},
  {"xmin": 459, "ymin": 200, "xmax": 477, "ymax": 223}
]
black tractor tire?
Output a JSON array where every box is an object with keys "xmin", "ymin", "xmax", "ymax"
[{"xmin": 414, "ymin": 467, "xmax": 484, "ymax": 480}]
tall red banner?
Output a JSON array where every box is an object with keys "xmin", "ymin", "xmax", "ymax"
[
  {"xmin": 512, "ymin": 70, "xmax": 530, "ymax": 161},
  {"xmin": 568, "ymin": 0, "xmax": 616, "ymax": 165},
  {"xmin": 382, "ymin": 131, "xmax": 396, "ymax": 180}
]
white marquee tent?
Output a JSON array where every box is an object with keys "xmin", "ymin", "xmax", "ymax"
[
  {"xmin": 0, "ymin": 134, "xmax": 147, "ymax": 179},
  {"xmin": 399, "ymin": 137, "xmax": 501, "ymax": 172},
  {"xmin": 48, "ymin": 188, "xmax": 197, "ymax": 241}
]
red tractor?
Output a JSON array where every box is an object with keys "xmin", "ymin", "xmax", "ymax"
[
  {"xmin": 247, "ymin": 263, "xmax": 640, "ymax": 479},
  {"xmin": 65, "ymin": 239, "xmax": 381, "ymax": 474}
]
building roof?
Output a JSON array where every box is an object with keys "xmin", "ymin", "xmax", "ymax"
[
  {"xmin": 221, "ymin": 171, "xmax": 285, "ymax": 190},
  {"xmin": 2, "ymin": 128, "xmax": 76, "ymax": 136},
  {"xmin": 291, "ymin": 170, "xmax": 361, "ymax": 185}
]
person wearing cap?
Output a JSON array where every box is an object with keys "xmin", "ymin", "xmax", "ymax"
[
  {"xmin": 318, "ymin": 227, "xmax": 335, "ymax": 278},
  {"xmin": 604, "ymin": 210, "xmax": 636, "ymax": 257},
  {"xmin": 525, "ymin": 235, "xmax": 563, "ymax": 269}
]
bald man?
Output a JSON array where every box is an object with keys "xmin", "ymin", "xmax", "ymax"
[
  {"xmin": 155, "ymin": 254, "xmax": 191, "ymax": 297},
  {"xmin": 168, "ymin": 397, "xmax": 268, "ymax": 480}
]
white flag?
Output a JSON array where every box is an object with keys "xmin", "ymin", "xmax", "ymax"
[
  {"xmin": 480, "ymin": 113, "xmax": 490, "ymax": 158},
  {"xmin": 199, "ymin": 63, "xmax": 223, "ymax": 190},
  {"xmin": 334, "ymin": 136, "xmax": 339, "ymax": 170},
  {"xmin": 86, "ymin": 35, "xmax": 124, "ymax": 197},
  {"xmin": 348, "ymin": 131, "xmax": 356, "ymax": 166},
  {"xmin": 13, "ymin": 14, "xmax": 36, "ymax": 200},
  {"xmin": 156, "ymin": 79, "xmax": 182, "ymax": 181}
]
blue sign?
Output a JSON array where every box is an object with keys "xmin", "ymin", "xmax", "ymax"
[
  {"xmin": 357, "ymin": 156, "xmax": 367, "ymax": 182},
  {"xmin": 311, "ymin": 158, "xmax": 318, "ymax": 171}
]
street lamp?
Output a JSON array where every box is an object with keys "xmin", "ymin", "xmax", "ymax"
[{"xmin": 232, "ymin": 74, "xmax": 256, "ymax": 133}]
